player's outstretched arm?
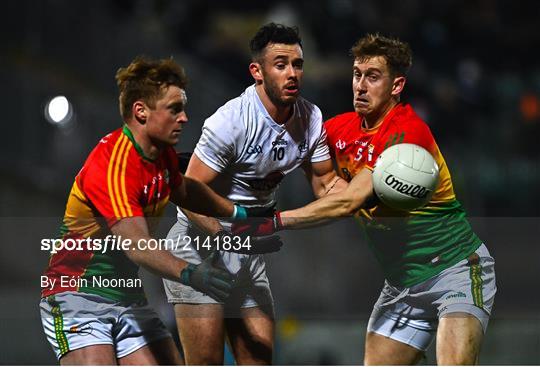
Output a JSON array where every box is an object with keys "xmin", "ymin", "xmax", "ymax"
[
  {"xmin": 302, "ymin": 159, "xmax": 348, "ymax": 198},
  {"xmin": 111, "ymin": 216, "xmax": 234, "ymax": 302},
  {"xmin": 280, "ymin": 167, "xmax": 374, "ymax": 229},
  {"xmin": 231, "ymin": 168, "xmax": 374, "ymax": 236}
]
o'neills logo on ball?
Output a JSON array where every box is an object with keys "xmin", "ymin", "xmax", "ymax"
[{"xmin": 384, "ymin": 175, "xmax": 429, "ymax": 198}]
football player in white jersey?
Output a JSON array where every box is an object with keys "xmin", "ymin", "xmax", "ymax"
[{"xmin": 162, "ymin": 23, "xmax": 347, "ymax": 364}]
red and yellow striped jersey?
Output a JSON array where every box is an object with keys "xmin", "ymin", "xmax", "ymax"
[
  {"xmin": 325, "ymin": 104, "xmax": 481, "ymax": 286},
  {"xmin": 42, "ymin": 125, "xmax": 182, "ymax": 301}
]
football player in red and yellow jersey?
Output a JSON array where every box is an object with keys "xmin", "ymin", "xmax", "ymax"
[
  {"xmin": 39, "ymin": 57, "xmax": 258, "ymax": 365},
  {"xmin": 238, "ymin": 35, "xmax": 496, "ymax": 365}
]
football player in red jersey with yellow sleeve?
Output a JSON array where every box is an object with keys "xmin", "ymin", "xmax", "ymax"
[
  {"xmin": 39, "ymin": 57, "xmax": 262, "ymax": 365},
  {"xmin": 237, "ymin": 35, "xmax": 496, "ymax": 365}
]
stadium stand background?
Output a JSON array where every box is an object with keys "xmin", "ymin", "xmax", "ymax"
[{"xmin": 1, "ymin": 0, "xmax": 539, "ymax": 364}]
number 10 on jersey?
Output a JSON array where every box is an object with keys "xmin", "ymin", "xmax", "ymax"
[{"xmin": 272, "ymin": 147, "xmax": 285, "ymax": 161}]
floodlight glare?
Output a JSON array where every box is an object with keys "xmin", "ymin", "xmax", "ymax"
[{"xmin": 45, "ymin": 95, "xmax": 73, "ymax": 126}]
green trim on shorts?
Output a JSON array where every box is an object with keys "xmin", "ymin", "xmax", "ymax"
[
  {"xmin": 48, "ymin": 295, "xmax": 70, "ymax": 355},
  {"xmin": 470, "ymin": 264, "xmax": 484, "ymax": 308}
]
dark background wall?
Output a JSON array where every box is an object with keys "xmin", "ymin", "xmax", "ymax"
[{"xmin": 0, "ymin": 0, "xmax": 539, "ymax": 364}]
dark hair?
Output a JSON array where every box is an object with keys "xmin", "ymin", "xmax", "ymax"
[
  {"xmin": 351, "ymin": 34, "xmax": 412, "ymax": 77},
  {"xmin": 115, "ymin": 56, "xmax": 188, "ymax": 120},
  {"xmin": 249, "ymin": 22, "xmax": 302, "ymax": 61}
]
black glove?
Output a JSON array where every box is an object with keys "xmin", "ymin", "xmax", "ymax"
[
  {"xmin": 213, "ymin": 230, "xmax": 283, "ymax": 254},
  {"xmin": 179, "ymin": 251, "xmax": 234, "ymax": 302}
]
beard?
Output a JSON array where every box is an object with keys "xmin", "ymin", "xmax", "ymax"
[{"xmin": 262, "ymin": 74, "xmax": 297, "ymax": 108}]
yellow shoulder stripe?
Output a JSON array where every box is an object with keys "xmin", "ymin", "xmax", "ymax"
[
  {"xmin": 107, "ymin": 135, "xmax": 124, "ymax": 218},
  {"xmin": 107, "ymin": 135, "xmax": 132, "ymax": 218},
  {"xmin": 120, "ymin": 142, "xmax": 133, "ymax": 216}
]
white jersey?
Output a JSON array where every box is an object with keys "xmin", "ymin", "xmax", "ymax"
[
  {"xmin": 191, "ymin": 84, "xmax": 330, "ymax": 206},
  {"xmin": 175, "ymin": 84, "xmax": 330, "ymax": 274}
]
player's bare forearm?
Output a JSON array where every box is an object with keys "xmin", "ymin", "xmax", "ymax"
[
  {"xmin": 111, "ymin": 217, "xmax": 188, "ymax": 281},
  {"xmin": 279, "ymin": 191, "xmax": 356, "ymax": 229},
  {"xmin": 280, "ymin": 168, "xmax": 373, "ymax": 229},
  {"xmin": 323, "ymin": 176, "xmax": 348, "ymax": 196},
  {"xmin": 182, "ymin": 208, "xmax": 223, "ymax": 235},
  {"xmin": 171, "ymin": 176, "xmax": 234, "ymax": 218},
  {"xmin": 304, "ymin": 160, "xmax": 348, "ymax": 198}
]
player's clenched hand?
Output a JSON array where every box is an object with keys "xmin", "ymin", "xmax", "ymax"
[
  {"xmin": 179, "ymin": 251, "xmax": 234, "ymax": 302},
  {"xmin": 214, "ymin": 230, "xmax": 283, "ymax": 254},
  {"xmin": 231, "ymin": 212, "xmax": 283, "ymax": 236}
]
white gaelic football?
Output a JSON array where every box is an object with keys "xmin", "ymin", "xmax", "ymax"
[{"xmin": 372, "ymin": 143, "xmax": 440, "ymax": 211}]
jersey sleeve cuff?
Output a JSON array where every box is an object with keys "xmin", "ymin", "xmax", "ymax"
[{"xmin": 310, "ymin": 153, "xmax": 332, "ymax": 163}]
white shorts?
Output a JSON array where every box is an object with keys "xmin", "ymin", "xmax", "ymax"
[
  {"xmin": 40, "ymin": 291, "xmax": 171, "ymax": 360},
  {"xmin": 162, "ymin": 218, "xmax": 274, "ymax": 309},
  {"xmin": 367, "ymin": 244, "xmax": 496, "ymax": 351}
]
